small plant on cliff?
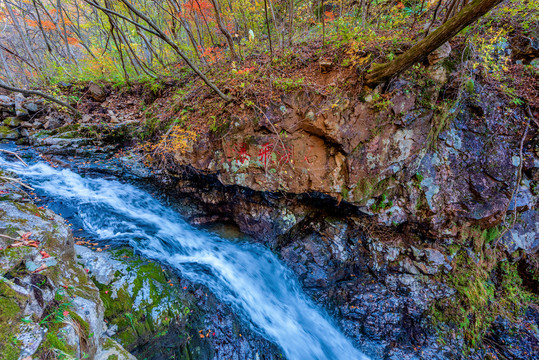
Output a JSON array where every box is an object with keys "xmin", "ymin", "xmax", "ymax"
[
  {"xmin": 141, "ymin": 126, "xmax": 197, "ymax": 162},
  {"xmin": 272, "ymin": 77, "xmax": 306, "ymax": 92}
]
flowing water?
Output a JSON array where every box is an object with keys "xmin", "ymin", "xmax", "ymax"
[{"xmin": 0, "ymin": 153, "xmax": 369, "ymax": 360}]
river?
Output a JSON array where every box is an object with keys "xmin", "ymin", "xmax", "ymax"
[{"xmin": 0, "ymin": 150, "xmax": 369, "ymax": 360}]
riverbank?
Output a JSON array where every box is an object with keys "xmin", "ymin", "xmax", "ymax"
[{"xmin": 0, "ymin": 161, "xmax": 135, "ymax": 359}]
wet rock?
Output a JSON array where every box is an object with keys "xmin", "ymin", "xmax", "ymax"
[
  {"xmin": 0, "ymin": 175, "xmax": 134, "ymax": 359},
  {"xmin": 118, "ymin": 153, "xmax": 152, "ymax": 178},
  {"xmin": 485, "ymin": 311, "xmax": 539, "ymax": 359}
]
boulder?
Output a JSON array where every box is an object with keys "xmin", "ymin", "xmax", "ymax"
[
  {"xmin": 43, "ymin": 117, "xmax": 63, "ymax": 130},
  {"xmin": 0, "ymin": 125, "xmax": 19, "ymax": 139},
  {"xmin": 428, "ymin": 42, "xmax": 451, "ymax": 65},
  {"xmin": 14, "ymin": 93, "xmax": 28, "ymax": 118},
  {"xmin": 88, "ymin": 82, "xmax": 107, "ymax": 102},
  {"xmin": 501, "ymin": 210, "xmax": 539, "ymax": 254},
  {"xmin": 0, "ymin": 95, "xmax": 14, "ymax": 112},
  {"xmin": 2, "ymin": 117, "xmax": 21, "ymax": 127},
  {"xmin": 22, "ymin": 100, "xmax": 42, "ymax": 113}
]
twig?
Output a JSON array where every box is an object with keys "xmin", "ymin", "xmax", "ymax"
[
  {"xmin": 0, "ymin": 176, "xmax": 35, "ymax": 190},
  {"xmin": 526, "ymin": 104, "xmax": 538, "ymax": 128},
  {"xmin": 496, "ymin": 116, "xmax": 529, "ymax": 247},
  {"xmin": 0, "ymin": 149, "xmax": 28, "ymax": 167},
  {"xmin": 0, "ymin": 234, "xmax": 20, "ymax": 241},
  {"xmin": 250, "ymin": 103, "xmax": 287, "ymax": 152}
]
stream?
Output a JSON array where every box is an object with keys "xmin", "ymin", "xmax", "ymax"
[{"xmin": 0, "ymin": 150, "xmax": 369, "ymax": 360}]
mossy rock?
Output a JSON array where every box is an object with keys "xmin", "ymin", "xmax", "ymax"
[
  {"xmin": 85, "ymin": 248, "xmax": 191, "ymax": 351},
  {"xmin": 0, "ymin": 125, "xmax": 19, "ymax": 140},
  {"xmin": 0, "ymin": 281, "xmax": 23, "ymax": 360},
  {"xmin": 2, "ymin": 117, "xmax": 21, "ymax": 127}
]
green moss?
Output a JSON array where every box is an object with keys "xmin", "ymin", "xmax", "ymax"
[
  {"xmin": 0, "ymin": 283, "xmax": 22, "ymax": 360},
  {"xmin": 0, "ymin": 293, "xmax": 20, "ymax": 321},
  {"xmin": 481, "ymin": 226, "xmax": 501, "ymax": 244},
  {"xmin": 0, "ymin": 126, "xmax": 17, "ymax": 137},
  {"xmin": 51, "ymin": 124, "xmax": 81, "ymax": 135},
  {"xmin": 340, "ymin": 186, "xmax": 349, "ymax": 200},
  {"xmin": 12, "ymin": 201, "xmax": 40, "ymax": 215},
  {"xmin": 429, "ymin": 242, "xmax": 538, "ymax": 353},
  {"xmin": 34, "ymin": 130, "xmax": 53, "ymax": 138},
  {"xmin": 43, "ymin": 331, "xmax": 73, "ymax": 354},
  {"xmin": 353, "ymin": 176, "xmax": 392, "ymax": 204},
  {"xmin": 57, "ymin": 131, "xmax": 79, "ymax": 139}
]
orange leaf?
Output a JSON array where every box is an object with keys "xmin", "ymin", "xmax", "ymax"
[{"xmin": 33, "ymin": 263, "xmax": 48, "ymax": 273}]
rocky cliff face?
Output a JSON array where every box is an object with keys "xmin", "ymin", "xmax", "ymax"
[
  {"xmin": 162, "ymin": 81, "xmax": 538, "ymax": 243},
  {"xmin": 135, "ymin": 75, "xmax": 539, "ymax": 359}
]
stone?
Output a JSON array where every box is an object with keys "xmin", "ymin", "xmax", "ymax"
[
  {"xmin": 88, "ymin": 82, "xmax": 107, "ymax": 102},
  {"xmin": 15, "ymin": 93, "xmax": 29, "ymax": 118},
  {"xmin": 43, "ymin": 117, "xmax": 63, "ymax": 130},
  {"xmin": 95, "ymin": 338, "xmax": 137, "ymax": 360},
  {"xmin": 2, "ymin": 116, "xmax": 20, "ymax": 127},
  {"xmin": 22, "ymin": 100, "xmax": 41, "ymax": 113},
  {"xmin": 319, "ymin": 59, "xmax": 333, "ymax": 73},
  {"xmin": 428, "ymin": 42, "xmax": 451, "ymax": 65},
  {"xmin": 425, "ymin": 248, "xmax": 446, "ymax": 266},
  {"xmin": 501, "ymin": 210, "xmax": 539, "ymax": 254},
  {"xmin": 0, "ymin": 95, "xmax": 14, "ymax": 111},
  {"xmin": 391, "ymin": 92, "xmax": 415, "ymax": 115},
  {"xmin": 428, "ymin": 63, "xmax": 448, "ymax": 83},
  {"xmin": 17, "ymin": 323, "xmax": 46, "ymax": 358},
  {"xmin": 75, "ymin": 245, "xmax": 125, "ymax": 285},
  {"xmin": 0, "ymin": 125, "xmax": 19, "ymax": 139}
]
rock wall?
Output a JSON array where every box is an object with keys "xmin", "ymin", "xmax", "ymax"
[{"xmin": 140, "ymin": 79, "xmax": 539, "ymax": 359}]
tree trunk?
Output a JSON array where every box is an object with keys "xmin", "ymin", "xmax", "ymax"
[
  {"xmin": 288, "ymin": 0, "xmax": 294, "ymax": 45},
  {"xmin": 365, "ymin": 0, "xmax": 503, "ymax": 86},
  {"xmin": 209, "ymin": 0, "xmax": 238, "ymax": 61},
  {"xmin": 5, "ymin": 2, "xmax": 44, "ymax": 78},
  {"xmin": 264, "ymin": 0, "xmax": 273, "ymax": 58}
]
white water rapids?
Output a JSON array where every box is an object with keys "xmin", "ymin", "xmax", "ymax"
[{"xmin": 1, "ymin": 155, "xmax": 369, "ymax": 360}]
